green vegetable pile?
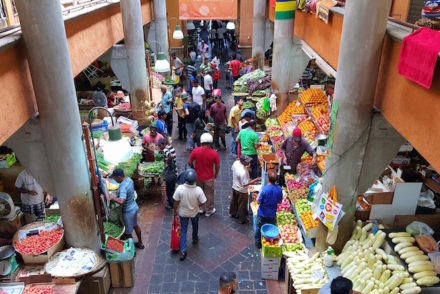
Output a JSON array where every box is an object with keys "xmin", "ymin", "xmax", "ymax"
[
  {"xmin": 143, "ymin": 161, "xmax": 164, "ymax": 176},
  {"xmin": 154, "ymin": 151, "xmax": 164, "ymax": 162},
  {"xmin": 283, "ymin": 243, "xmax": 304, "ymax": 252},
  {"xmin": 234, "ymin": 85, "xmax": 248, "ymax": 93},
  {"xmin": 256, "ymin": 108, "xmax": 268, "ymax": 119},
  {"xmin": 116, "ymin": 153, "xmax": 142, "ymax": 178},
  {"xmin": 235, "ymin": 69, "xmax": 266, "ymax": 85},
  {"xmin": 252, "ymin": 90, "xmax": 268, "ymax": 96},
  {"xmin": 242, "ymin": 101, "xmax": 255, "ymax": 109},
  {"xmin": 97, "ymin": 152, "xmax": 111, "ymax": 172},
  {"xmin": 44, "ymin": 215, "xmax": 60, "ymax": 223},
  {"xmin": 104, "ymin": 221, "xmax": 124, "ymax": 238}
]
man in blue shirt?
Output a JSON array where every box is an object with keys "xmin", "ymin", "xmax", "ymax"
[
  {"xmin": 157, "ymin": 110, "xmax": 169, "ymax": 139},
  {"xmin": 255, "ymin": 169, "xmax": 283, "ymax": 249},
  {"xmin": 109, "ymin": 169, "xmax": 144, "ymax": 249},
  {"xmin": 160, "ymin": 86, "xmax": 174, "ymax": 136}
]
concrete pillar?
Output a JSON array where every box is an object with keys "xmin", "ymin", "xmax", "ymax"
[
  {"xmin": 120, "ymin": 0, "xmax": 149, "ymax": 123},
  {"xmin": 316, "ymin": 0, "xmax": 393, "ymax": 252},
  {"xmin": 15, "ymin": 0, "xmax": 100, "ymax": 250},
  {"xmin": 153, "ymin": 0, "xmax": 169, "ymax": 61},
  {"xmin": 271, "ymin": 1, "xmax": 309, "ymax": 115},
  {"xmin": 252, "ymin": 0, "xmax": 266, "ymax": 69}
]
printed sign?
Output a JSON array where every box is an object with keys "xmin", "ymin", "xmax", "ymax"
[{"xmin": 316, "ymin": 188, "xmax": 343, "ymax": 231}]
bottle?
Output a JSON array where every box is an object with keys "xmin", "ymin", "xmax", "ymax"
[
  {"xmin": 324, "ymin": 247, "xmax": 334, "ymax": 267},
  {"xmin": 371, "ymin": 220, "xmax": 379, "ymax": 235}
]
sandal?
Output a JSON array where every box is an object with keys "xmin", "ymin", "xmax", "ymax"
[{"xmin": 135, "ymin": 242, "xmax": 145, "ymax": 250}]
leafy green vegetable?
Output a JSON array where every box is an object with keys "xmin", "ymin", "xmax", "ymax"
[
  {"xmin": 242, "ymin": 101, "xmax": 255, "ymax": 109},
  {"xmin": 104, "ymin": 221, "xmax": 124, "ymax": 238},
  {"xmin": 44, "ymin": 215, "xmax": 60, "ymax": 223}
]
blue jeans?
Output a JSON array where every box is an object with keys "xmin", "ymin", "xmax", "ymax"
[
  {"xmin": 179, "ymin": 214, "xmax": 199, "ymax": 253},
  {"xmin": 186, "ymin": 122, "xmax": 195, "ymax": 149},
  {"xmin": 230, "ymin": 129, "xmax": 237, "ymax": 155}
]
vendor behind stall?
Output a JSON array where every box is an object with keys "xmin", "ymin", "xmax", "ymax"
[
  {"xmin": 142, "ymin": 121, "xmax": 164, "ymax": 162},
  {"xmin": 109, "ymin": 169, "xmax": 144, "ymax": 249},
  {"xmin": 281, "ymin": 128, "xmax": 316, "ymax": 174},
  {"xmin": 15, "ymin": 169, "xmax": 52, "ymax": 222}
]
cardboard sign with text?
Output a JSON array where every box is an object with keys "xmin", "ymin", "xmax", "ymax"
[{"xmin": 316, "ymin": 186, "xmax": 343, "ymax": 231}]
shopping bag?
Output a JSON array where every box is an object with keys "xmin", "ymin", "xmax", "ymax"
[{"xmin": 170, "ymin": 215, "xmax": 180, "ymax": 251}]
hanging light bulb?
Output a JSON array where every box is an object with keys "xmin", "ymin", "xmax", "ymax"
[
  {"xmin": 103, "ymin": 124, "xmax": 133, "ymax": 165},
  {"xmin": 173, "ymin": 25, "xmax": 184, "ymax": 40},
  {"xmin": 155, "ymin": 52, "xmax": 170, "ymax": 72},
  {"xmin": 187, "ymin": 21, "xmax": 195, "ymax": 30},
  {"xmin": 226, "ymin": 21, "xmax": 235, "ymax": 30}
]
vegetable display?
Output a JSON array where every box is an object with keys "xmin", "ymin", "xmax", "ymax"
[
  {"xmin": 286, "ymin": 251, "xmax": 329, "ymax": 291},
  {"xmin": 139, "ymin": 161, "xmax": 164, "ymax": 176},
  {"xmin": 283, "ymin": 243, "xmax": 304, "ymax": 253},
  {"xmin": 22, "ymin": 285, "xmax": 53, "ymax": 294},
  {"xmin": 43, "ymin": 215, "xmax": 60, "ymax": 223},
  {"xmin": 277, "ymin": 211, "xmax": 297, "ymax": 226},
  {"xmin": 235, "ymin": 69, "xmax": 266, "ymax": 85},
  {"xmin": 15, "ymin": 229, "xmax": 63, "ymax": 255},
  {"xmin": 116, "ymin": 153, "xmax": 142, "ymax": 178},
  {"xmin": 103, "ymin": 221, "xmax": 124, "ymax": 238},
  {"xmin": 262, "ymin": 236, "xmax": 280, "ymax": 248},
  {"xmin": 242, "ymin": 101, "xmax": 255, "ymax": 109}
]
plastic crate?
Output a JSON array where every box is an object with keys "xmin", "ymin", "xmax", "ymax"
[{"xmin": 261, "ymin": 238, "xmax": 283, "ymax": 258}]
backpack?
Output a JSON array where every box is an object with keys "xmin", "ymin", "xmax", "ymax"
[{"xmin": 186, "ymin": 102, "xmax": 201, "ymax": 123}]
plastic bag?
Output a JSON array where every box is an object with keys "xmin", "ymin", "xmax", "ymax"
[
  {"xmin": 170, "ymin": 215, "xmax": 180, "ymax": 251},
  {"xmin": 418, "ymin": 189, "xmax": 436, "ymax": 209},
  {"xmin": 406, "ymin": 221, "xmax": 434, "ymax": 236}
]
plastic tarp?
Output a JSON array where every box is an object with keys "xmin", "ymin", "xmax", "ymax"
[{"xmin": 179, "ymin": 0, "xmax": 237, "ymax": 20}]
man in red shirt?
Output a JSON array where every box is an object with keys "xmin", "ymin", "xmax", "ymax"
[
  {"xmin": 228, "ymin": 54, "xmax": 242, "ymax": 83},
  {"xmin": 188, "ymin": 133, "xmax": 220, "ymax": 216},
  {"xmin": 210, "ymin": 91, "xmax": 227, "ymax": 150}
]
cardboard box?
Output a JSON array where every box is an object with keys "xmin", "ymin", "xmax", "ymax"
[
  {"xmin": 79, "ymin": 265, "xmax": 111, "ymax": 294},
  {"xmin": 109, "ymin": 259, "xmax": 135, "ymax": 288},
  {"xmin": 364, "ymin": 193, "xmax": 394, "ymax": 205}
]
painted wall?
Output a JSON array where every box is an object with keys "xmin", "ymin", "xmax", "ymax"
[
  {"xmin": 390, "ymin": 0, "xmax": 411, "ymax": 21},
  {"xmin": 239, "ymin": 0, "xmax": 254, "ymax": 47},
  {"xmin": 166, "ymin": 0, "xmax": 183, "ymax": 49},
  {"xmin": 0, "ymin": 0, "xmax": 153, "ymax": 145}
]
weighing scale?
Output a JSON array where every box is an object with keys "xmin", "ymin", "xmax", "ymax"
[
  {"xmin": 0, "ymin": 193, "xmax": 15, "ymax": 220},
  {"xmin": 0, "ymin": 246, "xmax": 18, "ymax": 277}
]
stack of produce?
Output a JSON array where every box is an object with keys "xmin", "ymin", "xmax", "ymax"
[
  {"xmin": 265, "ymin": 118, "xmax": 280, "ymax": 128},
  {"xmin": 300, "ymin": 211, "xmax": 318, "ymax": 230},
  {"xmin": 235, "ymin": 69, "xmax": 266, "ymax": 86},
  {"xmin": 242, "ymin": 101, "xmax": 255, "ymax": 109},
  {"xmin": 389, "ymin": 231, "xmax": 440, "ymax": 287},
  {"xmin": 278, "ymin": 102, "xmax": 306, "ymax": 125},
  {"xmin": 248, "ymin": 75, "xmax": 271, "ymax": 94},
  {"xmin": 97, "ymin": 152, "xmax": 111, "ymax": 172},
  {"xmin": 234, "ymin": 85, "xmax": 248, "ymax": 93},
  {"xmin": 316, "ymin": 115, "xmax": 330, "ymax": 135},
  {"xmin": 285, "ymin": 173, "xmax": 305, "ymax": 191},
  {"xmin": 262, "ymin": 236, "xmax": 280, "ymax": 248},
  {"xmin": 277, "ymin": 211, "xmax": 297, "ymax": 226},
  {"xmin": 295, "ymin": 199, "xmax": 311, "ymax": 215},
  {"xmin": 292, "ymin": 115, "xmax": 309, "ymax": 126},
  {"xmin": 253, "ymin": 89, "xmax": 269, "ymax": 96},
  {"xmin": 288, "ymin": 187, "xmax": 309, "ymax": 203},
  {"xmin": 299, "ymin": 88, "xmax": 327, "ymax": 105},
  {"xmin": 116, "ymin": 153, "xmax": 142, "ymax": 177},
  {"xmin": 311, "ymin": 104, "xmax": 329, "ymax": 120},
  {"xmin": 281, "ymin": 121, "xmax": 296, "ymax": 138},
  {"xmin": 103, "ymin": 221, "xmax": 124, "ymax": 238},
  {"xmin": 139, "ymin": 161, "xmax": 164, "ymax": 176},
  {"xmin": 277, "ymin": 198, "xmax": 292, "ymax": 212},
  {"xmin": 15, "ymin": 229, "xmax": 63, "ymax": 255},
  {"xmin": 336, "ymin": 221, "xmax": 426, "ymax": 294},
  {"xmin": 286, "ymin": 251, "xmax": 329, "ymax": 292},
  {"xmin": 298, "ymin": 120, "xmax": 318, "ymax": 142},
  {"xmin": 283, "ymin": 243, "xmax": 304, "ymax": 253},
  {"xmin": 22, "ymin": 285, "xmax": 53, "ymax": 294},
  {"xmin": 279, "ymin": 224, "xmax": 299, "ymax": 244}
]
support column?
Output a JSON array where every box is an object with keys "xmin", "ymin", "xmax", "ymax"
[
  {"xmin": 252, "ymin": 0, "xmax": 266, "ymax": 69},
  {"xmin": 271, "ymin": 0, "xmax": 309, "ymax": 115},
  {"xmin": 153, "ymin": 0, "xmax": 169, "ymax": 61},
  {"xmin": 120, "ymin": 0, "xmax": 149, "ymax": 123},
  {"xmin": 15, "ymin": 0, "xmax": 100, "ymax": 250},
  {"xmin": 316, "ymin": 0, "xmax": 392, "ymax": 252}
]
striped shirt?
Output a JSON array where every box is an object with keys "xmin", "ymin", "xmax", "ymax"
[{"xmin": 164, "ymin": 145, "xmax": 177, "ymax": 175}]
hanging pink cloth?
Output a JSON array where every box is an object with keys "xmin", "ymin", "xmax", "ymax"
[{"xmin": 397, "ymin": 27, "xmax": 440, "ymax": 89}]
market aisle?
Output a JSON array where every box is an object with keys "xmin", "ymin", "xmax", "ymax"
[{"xmin": 112, "ymin": 73, "xmax": 282, "ymax": 293}]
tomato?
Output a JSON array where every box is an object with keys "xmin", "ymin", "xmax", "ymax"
[{"xmin": 15, "ymin": 229, "xmax": 63, "ymax": 255}]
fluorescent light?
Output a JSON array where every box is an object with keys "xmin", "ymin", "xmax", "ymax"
[
  {"xmin": 173, "ymin": 25, "xmax": 184, "ymax": 40},
  {"xmin": 103, "ymin": 125, "xmax": 133, "ymax": 164},
  {"xmin": 226, "ymin": 21, "xmax": 235, "ymax": 30},
  {"xmin": 155, "ymin": 52, "xmax": 170, "ymax": 72}
]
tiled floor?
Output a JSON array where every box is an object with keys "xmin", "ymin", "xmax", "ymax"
[{"xmin": 112, "ymin": 73, "xmax": 285, "ymax": 293}]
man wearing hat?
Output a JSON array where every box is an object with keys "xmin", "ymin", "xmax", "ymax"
[
  {"xmin": 281, "ymin": 128, "xmax": 316, "ymax": 174},
  {"xmin": 230, "ymin": 155, "xmax": 261, "ymax": 224},
  {"xmin": 109, "ymin": 169, "xmax": 144, "ymax": 249}
]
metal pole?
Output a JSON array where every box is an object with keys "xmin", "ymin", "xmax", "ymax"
[
  {"xmin": 252, "ymin": 0, "xmax": 266, "ymax": 69},
  {"xmin": 153, "ymin": 0, "xmax": 169, "ymax": 60},
  {"xmin": 120, "ymin": 0, "xmax": 149, "ymax": 123},
  {"xmin": 15, "ymin": 0, "xmax": 100, "ymax": 251},
  {"xmin": 316, "ymin": 0, "xmax": 392, "ymax": 251}
]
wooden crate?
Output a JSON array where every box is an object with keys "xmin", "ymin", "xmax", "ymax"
[
  {"xmin": 108, "ymin": 259, "xmax": 135, "ymax": 288},
  {"xmin": 79, "ymin": 265, "xmax": 111, "ymax": 294}
]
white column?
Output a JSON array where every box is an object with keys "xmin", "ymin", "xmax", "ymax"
[
  {"xmin": 15, "ymin": 0, "xmax": 100, "ymax": 251},
  {"xmin": 120, "ymin": 0, "xmax": 149, "ymax": 122},
  {"xmin": 316, "ymin": 0, "xmax": 393, "ymax": 251},
  {"xmin": 252, "ymin": 0, "xmax": 266, "ymax": 69},
  {"xmin": 153, "ymin": 0, "xmax": 169, "ymax": 60}
]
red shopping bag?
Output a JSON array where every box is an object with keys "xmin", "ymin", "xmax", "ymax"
[{"xmin": 170, "ymin": 215, "xmax": 180, "ymax": 251}]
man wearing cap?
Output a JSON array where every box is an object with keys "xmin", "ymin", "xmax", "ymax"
[
  {"xmin": 160, "ymin": 86, "xmax": 173, "ymax": 136},
  {"xmin": 188, "ymin": 133, "xmax": 220, "ymax": 216},
  {"xmin": 109, "ymin": 169, "xmax": 144, "ymax": 249},
  {"xmin": 230, "ymin": 155, "xmax": 261, "ymax": 224},
  {"xmin": 157, "ymin": 111, "xmax": 169, "ymax": 139},
  {"xmin": 281, "ymin": 128, "xmax": 316, "ymax": 174}
]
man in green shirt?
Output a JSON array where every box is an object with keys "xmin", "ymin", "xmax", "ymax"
[
  {"xmin": 199, "ymin": 59, "xmax": 211, "ymax": 89},
  {"xmin": 236, "ymin": 120, "xmax": 259, "ymax": 179}
]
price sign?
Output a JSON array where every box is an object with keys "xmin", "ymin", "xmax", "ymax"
[{"xmin": 316, "ymin": 191, "xmax": 343, "ymax": 231}]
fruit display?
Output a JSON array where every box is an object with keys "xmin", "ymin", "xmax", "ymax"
[
  {"xmin": 281, "ymin": 121, "xmax": 296, "ymax": 138},
  {"xmin": 22, "ymin": 285, "xmax": 53, "ymax": 294},
  {"xmin": 277, "ymin": 198, "xmax": 292, "ymax": 212},
  {"xmin": 15, "ymin": 229, "xmax": 63, "ymax": 255},
  {"xmin": 265, "ymin": 118, "xmax": 280, "ymax": 128},
  {"xmin": 270, "ymin": 135, "xmax": 285, "ymax": 151},
  {"xmin": 316, "ymin": 115, "xmax": 330, "ymax": 135},
  {"xmin": 277, "ymin": 211, "xmax": 297, "ymax": 226},
  {"xmin": 288, "ymin": 187, "xmax": 309, "ymax": 203},
  {"xmin": 295, "ymin": 199, "xmax": 311, "ymax": 215},
  {"xmin": 311, "ymin": 104, "xmax": 329, "ymax": 120},
  {"xmin": 106, "ymin": 237, "xmax": 125, "ymax": 252},
  {"xmin": 262, "ymin": 236, "xmax": 280, "ymax": 248},
  {"xmin": 285, "ymin": 173, "xmax": 305, "ymax": 191},
  {"xmin": 292, "ymin": 115, "xmax": 309, "ymax": 126},
  {"xmin": 286, "ymin": 251, "xmax": 329, "ymax": 291},
  {"xmin": 299, "ymin": 88, "xmax": 328, "ymax": 105},
  {"xmin": 300, "ymin": 211, "xmax": 318, "ymax": 230},
  {"xmin": 336, "ymin": 221, "xmax": 426, "ymax": 294},
  {"xmin": 389, "ymin": 231, "xmax": 440, "ymax": 286},
  {"xmin": 278, "ymin": 101, "xmax": 306, "ymax": 125},
  {"xmin": 279, "ymin": 224, "xmax": 299, "ymax": 244},
  {"xmin": 283, "ymin": 243, "xmax": 304, "ymax": 253},
  {"xmin": 298, "ymin": 120, "xmax": 318, "ymax": 142}
]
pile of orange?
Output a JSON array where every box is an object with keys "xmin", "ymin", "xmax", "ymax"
[
  {"xmin": 300, "ymin": 89, "xmax": 327, "ymax": 105},
  {"xmin": 300, "ymin": 211, "xmax": 318, "ymax": 230},
  {"xmin": 311, "ymin": 104, "xmax": 329, "ymax": 120},
  {"xmin": 262, "ymin": 236, "xmax": 279, "ymax": 248}
]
